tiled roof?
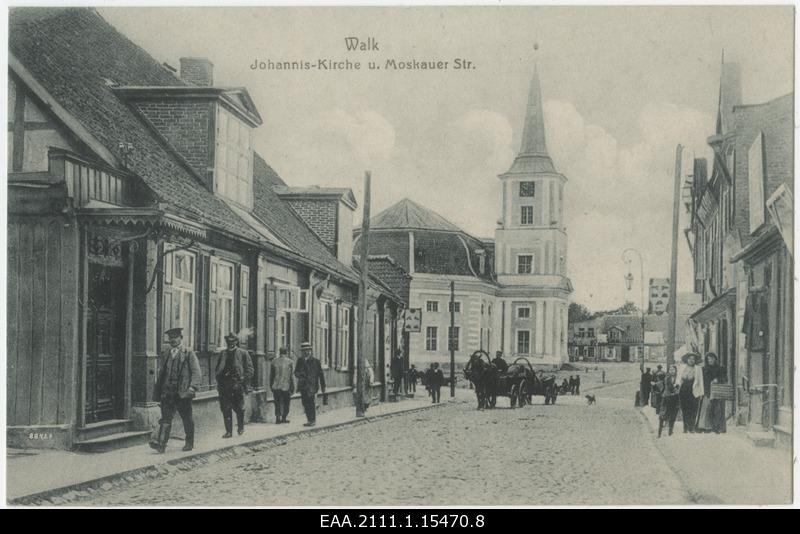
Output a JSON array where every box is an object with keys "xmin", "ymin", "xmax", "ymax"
[
  {"xmin": 366, "ymin": 255, "xmax": 411, "ymax": 305},
  {"xmin": 9, "ymin": 8, "xmax": 262, "ymax": 242},
  {"xmin": 252, "ymin": 155, "xmax": 359, "ymax": 283},
  {"xmin": 367, "ymin": 198, "xmax": 463, "ymax": 232}
]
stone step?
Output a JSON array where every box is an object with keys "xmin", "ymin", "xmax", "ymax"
[
  {"xmin": 77, "ymin": 419, "xmax": 132, "ymax": 441},
  {"xmin": 746, "ymin": 431, "xmax": 776, "ymax": 448},
  {"xmin": 74, "ymin": 430, "xmax": 153, "ymax": 453}
]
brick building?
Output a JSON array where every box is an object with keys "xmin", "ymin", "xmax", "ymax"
[{"xmin": 7, "ymin": 8, "xmax": 402, "ymax": 451}]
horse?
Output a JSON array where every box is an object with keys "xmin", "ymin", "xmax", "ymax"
[{"xmin": 464, "ymin": 351, "xmax": 498, "ymax": 410}]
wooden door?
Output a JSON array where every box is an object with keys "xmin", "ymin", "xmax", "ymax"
[{"xmin": 85, "ymin": 262, "xmax": 126, "ymax": 423}]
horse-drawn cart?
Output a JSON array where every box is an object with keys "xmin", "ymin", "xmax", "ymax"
[
  {"xmin": 464, "ymin": 351, "xmax": 559, "ymax": 409},
  {"xmin": 507, "ymin": 357, "xmax": 559, "ymax": 406}
]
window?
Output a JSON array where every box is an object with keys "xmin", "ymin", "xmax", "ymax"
[
  {"xmin": 448, "ymin": 301, "xmax": 461, "ymax": 313},
  {"xmin": 318, "ymin": 301, "xmax": 332, "ymax": 367},
  {"xmin": 426, "ymin": 300, "xmax": 439, "ymax": 312},
  {"xmin": 520, "ymin": 181, "xmax": 535, "ymax": 197},
  {"xmin": 517, "ymin": 330, "xmax": 531, "ymax": 354},
  {"xmin": 448, "ymin": 326, "xmax": 460, "ymax": 352},
  {"xmin": 521, "ymin": 206, "xmax": 534, "ymax": 225},
  {"xmin": 488, "ymin": 304, "xmax": 492, "ymax": 316},
  {"xmin": 338, "ymin": 307, "xmax": 350, "ymax": 370},
  {"xmin": 215, "ymin": 105, "xmax": 253, "ymax": 208},
  {"xmin": 517, "ymin": 306, "xmax": 531, "ymax": 319},
  {"xmin": 481, "ymin": 303, "xmax": 485, "ymax": 315},
  {"xmin": 426, "ymin": 327, "xmax": 438, "ymax": 351},
  {"xmin": 588, "ymin": 328, "xmax": 595, "ymax": 338},
  {"xmin": 578, "ymin": 327, "xmax": 585, "ymax": 338},
  {"xmin": 163, "ymin": 247, "xmax": 196, "ymax": 349},
  {"xmin": 209, "ymin": 258, "xmax": 235, "ymax": 350},
  {"xmin": 517, "ymin": 255, "xmax": 533, "ymax": 274}
]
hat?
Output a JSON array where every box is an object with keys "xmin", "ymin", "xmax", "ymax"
[
  {"xmin": 165, "ymin": 327, "xmax": 183, "ymax": 338},
  {"xmin": 300, "ymin": 342, "xmax": 312, "ymax": 350},
  {"xmin": 224, "ymin": 332, "xmax": 239, "ymax": 343},
  {"xmin": 681, "ymin": 352, "xmax": 700, "ymax": 364},
  {"xmin": 656, "ymin": 365, "xmax": 663, "ymax": 370},
  {"xmin": 279, "ymin": 347, "xmax": 288, "ymax": 355}
]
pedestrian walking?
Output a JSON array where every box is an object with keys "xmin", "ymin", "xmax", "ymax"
[
  {"xmin": 294, "ymin": 342, "xmax": 326, "ymax": 427},
  {"xmin": 407, "ymin": 365, "xmax": 418, "ymax": 393},
  {"xmin": 430, "ymin": 362, "xmax": 444, "ymax": 403},
  {"xmin": 650, "ymin": 365, "xmax": 665, "ymax": 410},
  {"xmin": 270, "ymin": 347, "xmax": 294, "ymax": 424},
  {"xmin": 696, "ymin": 353, "xmax": 727, "ymax": 434},
  {"xmin": 391, "ymin": 350, "xmax": 404, "ymax": 398},
  {"xmin": 658, "ymin": 364, "xmax": 680, "ymax": 437},
  {"xmin": 149, "ymin": 327, "xmax": 202, "ymax": 453},
  {"xmin": 424, "ymin": 363, "xmax": 435, "ymax": 398},
  {"xmin": 574, "ymin": 375, "xmax": 581, "ymax": 395},
  {"xmin": 215, "ymin": 333, "xmax": 254, "ymax": 438},
  {"xmin": 568, "ymin": 375, "xmax": 576, "ymax": 395},
  {"xmin": 677, "ymin": 353, "xmax": 704, "ymax": 433},
  {"xmin": 640, "ymin": 367, "xmax": 652, "ymax": 406},
  {"xmin": 358, "ymin": 359, "xmax": 375, "ymax": 414}
]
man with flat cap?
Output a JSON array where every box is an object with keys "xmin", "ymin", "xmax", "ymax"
[
  {"xmin": 215, "ymin": 332, "xmax": 254, "ymax": 438},
  {"xmin": 294, "ymin": 341, "xmax": 326, "ymax": 427},
  {"xmin": 150, "ymin": 327, "xmax": 202, "ymax": 453}
]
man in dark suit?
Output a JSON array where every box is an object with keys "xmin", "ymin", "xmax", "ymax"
[
  {"xmin": 294, "ymin": 342, "xmax": 326, "ymax": 427},
  {"xmin": 150, "ymin": 327, "xmax": 202, "ymax": 453},
  {"xmin": 430, "ymin": 362, "xmax": 444, "ymax": 404},
  {"xmin": 492, "ymin": 351, "xmax": 509, "ymax": 374},
  {"xmin": 215, "ymin": 332, "xmax": 254, "ymax": 438}
]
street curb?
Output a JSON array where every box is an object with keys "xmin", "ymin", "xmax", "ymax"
[{"xmin": 9, "ymin": 400, "xmax": 461, "ymax": 506}]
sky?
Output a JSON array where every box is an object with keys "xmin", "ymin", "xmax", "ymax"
[{"xmin": 99, "ymin": 6, "xmax": 794, "ymax": 311}]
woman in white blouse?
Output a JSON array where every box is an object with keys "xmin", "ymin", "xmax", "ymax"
[{"xmin": 676, "ymin": 352, "xmax": 704, "ymax": 433}]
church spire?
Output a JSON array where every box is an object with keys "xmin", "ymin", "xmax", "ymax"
[
  {"xmin": 504, "ymin": 44, "xmax": 556, "ymax": 175},
  {"xmin": 519, "ymin": 61, "xmax": 549, "ymax": 157}
]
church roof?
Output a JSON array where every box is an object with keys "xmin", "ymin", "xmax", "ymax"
[
  {"xmin": 367, "ymin": 197, "xmax": 463, "ymax": 232},
  {"xmin": 505, "ymin": 64, "xmax": 558, "ymax": 175}
]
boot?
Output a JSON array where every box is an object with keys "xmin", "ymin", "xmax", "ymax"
[
  {"xmin": 183, "ymin": 421, "xmax": 194, "ymax": 451},
  {"xmin": 149, "ymin": 423, "xmax": 171, "ymax": 453},
  {"xmin": 657, "ymin": 419, "xmax": 664, "ymax": 438},
  {"xmin": 222, "ymin": 416, "xmax": 233, "ymax": 438},
  {"xmin": 236, "ymin": 412, "xmax": 245, "ymax": 436}
]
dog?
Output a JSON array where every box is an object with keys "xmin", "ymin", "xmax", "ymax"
[{"xmin": 585, "ymin": 394, "xmax": 596, "ymax": 405}]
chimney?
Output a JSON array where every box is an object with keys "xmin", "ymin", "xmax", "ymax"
[{"xmin": 180, "ymin": 57, "xmax": 214, "ymax": 86}]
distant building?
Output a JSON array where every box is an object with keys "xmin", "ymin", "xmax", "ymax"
[{"xmin": 360, "ymin": 62, "xmax": 573, "ymax": 371}]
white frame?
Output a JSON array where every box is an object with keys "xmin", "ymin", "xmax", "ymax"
[
  {"xmin": 516, "ymin": 329, "xmax": 531, "ymax": 355},
  {"xmin": 338, "ymin": 306, "xmax": 350, "ymax": 371},
  {"xmin": 163, "ymin": 246, "xmax": 197, "ymax": 349},
  {"xmin": 517, "ymin": 306, "xmax": 531, "ymax": 319},
  {"xmin": 517, "ymin": 254, "xmax": 533, "ymax": 274},
  {"xmin": 210, "ymin": 257, "xmax": 235, "ymax": 350},
  {"xmin": 425, "ymin": 300, "xmax": 439, "ymax": 312},
  {"xmin": 318, "ymin": 300, "xmax": 332, "ymax": 368},
  {"xmin": 425, "ymin": 326, "xmax": 438, "ymax": 352}
]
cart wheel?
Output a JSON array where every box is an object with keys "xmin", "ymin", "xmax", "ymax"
[{"xmin": 518, "ymin": 380, "xmax": 527, "ymax": 407}]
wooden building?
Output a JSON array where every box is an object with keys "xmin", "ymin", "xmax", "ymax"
[{"xmin": 7, "ymin": 8, "xmax": 402, "ymax": 451}]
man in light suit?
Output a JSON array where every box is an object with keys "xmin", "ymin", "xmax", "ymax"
[{"xmin": 150, "ymin": 327, "xmax": 202, "ymax": 453}]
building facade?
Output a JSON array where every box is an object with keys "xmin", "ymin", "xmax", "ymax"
[
  {"xmin": 685, "ymin": 57, "xmax": 793, "ymax": 447},
  {"xmin": 360, "ymin": 63, "xmax": 572, "ymax": 373},
  {"xmin": 7, "ymin": 8, "xmax": 402, "ymax": 450}
]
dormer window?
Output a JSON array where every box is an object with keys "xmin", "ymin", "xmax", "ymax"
[{"xmin": 215, "ymin": 105, "xmax": 253, "ymax": 208}]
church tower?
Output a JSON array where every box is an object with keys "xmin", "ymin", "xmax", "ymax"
[{"xmin": 494, "ymin": 58, "xmax": 572, "ymax": 366}]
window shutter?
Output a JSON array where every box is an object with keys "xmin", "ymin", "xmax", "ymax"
[{"xmin": 265, "ymin": 284, "xmax": 277, "ymax": 358}]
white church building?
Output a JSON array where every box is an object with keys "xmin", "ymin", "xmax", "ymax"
[{"xmin": 356, "ymin": 63, "xmax": 573, "ymax": 370}]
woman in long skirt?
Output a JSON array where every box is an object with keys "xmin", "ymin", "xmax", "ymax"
[
  {"xmin": 697, "ymin": 353, "xmax": 727, "ymax": 433},
  {"xmin": 677, "ymin": 353, "xmax": 704, "ymax": 433}
]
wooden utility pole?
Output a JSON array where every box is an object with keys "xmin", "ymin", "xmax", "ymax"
[
  {"xmin": 449, "ymin": 280, "xmax": 456, "ymax": 398},
  {"xmin": 666, "ymin": 145, "xmax": 683, "ymax": 369},
  {"xmin": 356, "ymin": 171, "xmax": 371, "ymax": 417}
]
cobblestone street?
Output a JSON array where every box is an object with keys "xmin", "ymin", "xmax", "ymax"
[{"xmin": 74, "ymin": 382, "xmax": 687, "ymax": 506}]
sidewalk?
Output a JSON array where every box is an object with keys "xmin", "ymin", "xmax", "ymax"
[
  {"xmin": 7, "ymin": 395, "xmax": 456, "ymax": 503},
  {"xmin": 638, "ymin": 404, "xmax": 793, "ymax": 505}
]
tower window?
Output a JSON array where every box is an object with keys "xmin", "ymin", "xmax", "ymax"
[
  {"xmin": 517, "ymin": 255, "xmax": 533, "ymax": 274},
  {"xmin": 521, "ymin": 206, "xmax": 534, "ymax": 225},
  {"xmin": 520, "ymin": 181, "xmax": 535, "ymax": 197}
]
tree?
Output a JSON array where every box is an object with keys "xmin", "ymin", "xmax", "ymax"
[{"xmin": 569, "ymin": 302, "xmax": 593, "ymax": 324}]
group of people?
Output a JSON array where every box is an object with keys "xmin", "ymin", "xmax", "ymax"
[
  {"xmin": 149, "ymin": 328, "xmax": 327, "ymax": 454},
  {"xmin": 641, "ymin": 352, "xmax": 727, "ymax": 438},
  {"xmin": 560, "ymin": 375, "xmax": 581, "ymax": 395}
]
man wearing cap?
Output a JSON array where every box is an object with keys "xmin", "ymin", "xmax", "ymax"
[
  {"xmin": 150, "ymin": 327, "xmax": 202, "ymax": 453},
  {"xmin": 270, "ymin": 347, "xmax": 294, "ymax": 424},
  {"xmin": 215, "ymin": 333, "xmax": 254, "ymax": 438},
  {"xmin": 492, "ymin": 351, "xmax": 509, "ymax": 374},
  {"xmin": 294, "ymin": 342, "xmax": 326, "ymax": 427}
]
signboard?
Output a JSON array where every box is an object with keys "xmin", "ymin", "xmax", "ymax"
[{"xmin": 402, "ymin": 308, "xmax": 422, "ymax": 332}]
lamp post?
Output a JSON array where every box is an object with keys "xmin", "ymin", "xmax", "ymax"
[{"xmin": 622, "ymin": 248, "xmax": 646, "ymax": 374}]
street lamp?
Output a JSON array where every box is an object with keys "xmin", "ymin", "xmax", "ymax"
[{"xmin": 621, "ymin": 249, "xmax": 646, "ymax": 377}]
